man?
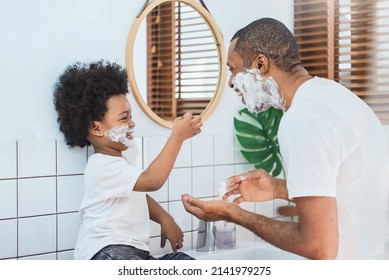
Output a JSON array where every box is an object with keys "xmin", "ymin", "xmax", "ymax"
[{"xmin": 182, "ymin": 18, "xmax": 389, "ymax": 259}]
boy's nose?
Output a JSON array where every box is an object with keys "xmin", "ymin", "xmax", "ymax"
[{"xmin": 129, "ymin": 120, "xmax": 135, "ymax": 128}]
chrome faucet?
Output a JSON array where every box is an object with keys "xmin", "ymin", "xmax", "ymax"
[{"xmin": 196, "ymin": 220, "xmax": 215, "ymax": 251}]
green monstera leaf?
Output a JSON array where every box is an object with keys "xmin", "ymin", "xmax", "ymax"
[{"xmin": 234, "ymin": 107, "xmax": 284, "ymax": 177}]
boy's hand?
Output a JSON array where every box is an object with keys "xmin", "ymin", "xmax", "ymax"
[
  {"xmin": 160, "ymin": 216, "xmax": 184, "ymax": 252},
  {"xmin": 171, "ymin": 112, "xmax": 202, "ymax": 142}
]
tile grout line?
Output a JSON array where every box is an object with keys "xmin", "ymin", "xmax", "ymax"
[
  {"xmin": 16, "ymin": 140, "xmax": 19, "ymax": 259},
  {"xmin": 55, "ymin": 139, "xmax": 59, "ymax": 259}
]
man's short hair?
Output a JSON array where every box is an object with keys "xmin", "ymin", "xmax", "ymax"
[{"xmin": 231, "ymin": 18, "xmax": 302, "ymax": 73}]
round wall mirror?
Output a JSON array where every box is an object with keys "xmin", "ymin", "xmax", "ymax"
[{"xmin": 126, "ymin": 0, "xmax": 226, "ymax": 128}]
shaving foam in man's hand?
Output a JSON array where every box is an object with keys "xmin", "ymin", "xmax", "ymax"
[
  {"xmin": 225, "ymin": 174, "xmax": 249, "ymax": 192},
  {"xmin": 218, "ymin": 181, "xmax": 240, "ymax": 203}
]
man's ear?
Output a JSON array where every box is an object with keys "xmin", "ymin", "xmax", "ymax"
[
  {"xmin": 89, "ymin": 121, "xmax": 103, "ymax": 137},
  {"xmin": 253, "ymin": 54, "xmax": 269, "ymax": 74}
]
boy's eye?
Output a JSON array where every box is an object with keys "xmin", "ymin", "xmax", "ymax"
[
  {"xmin": 121, "ymin": 115, "xmax": 132, "ymax": 121},
  {"xmin": 119, "ymin": 113, "xmax": 132, "ymax": 122}
]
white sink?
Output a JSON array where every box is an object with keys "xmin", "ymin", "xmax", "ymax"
[{"xmin": 184, "ymin": 241, "xmax": 305, "ymax": 260}]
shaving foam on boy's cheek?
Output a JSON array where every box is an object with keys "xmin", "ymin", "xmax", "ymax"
[{"xmin": 104, "ymin": 125, "xmax": 134, "ymax": 148}]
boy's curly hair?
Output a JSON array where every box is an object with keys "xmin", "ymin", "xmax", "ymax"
[{"xmin": 53, "ymin": 60, "xmax": 128, "ymax": 148}]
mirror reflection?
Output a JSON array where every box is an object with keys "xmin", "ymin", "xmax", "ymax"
[{"xmin": 127, "ymin": 0, "xmax": 225, "ymax": 127}]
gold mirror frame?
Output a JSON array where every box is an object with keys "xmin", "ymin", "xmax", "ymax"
[{"xmin": 125, "ymin": 0, "xmax": 226, "ymax": 128}]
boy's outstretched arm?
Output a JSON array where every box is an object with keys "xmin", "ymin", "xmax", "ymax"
[{"xmin": 134, "ymin": 113, "xmax": 202, "ymax": 192}]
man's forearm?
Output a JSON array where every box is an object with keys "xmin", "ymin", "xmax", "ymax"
[{"xmin": 227, "ymin": 206, "xmax": 302, "ymax": 255}]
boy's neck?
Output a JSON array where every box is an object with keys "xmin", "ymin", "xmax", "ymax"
[
  {"xmin": 88, "ymin": 134, "xmax": 123, "ymax": 157},
  {"xmin": 90, "ymin": 140, "xmax": 123, "ymax": 157}
]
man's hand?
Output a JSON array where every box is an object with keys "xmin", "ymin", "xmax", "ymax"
[
  {"xmin": 224, "ymin": 169, "xmax": 286, "ymax": 203},
  {"xmin": 181, "ymin": 194, "xmax": 237, "ymax": 221}
]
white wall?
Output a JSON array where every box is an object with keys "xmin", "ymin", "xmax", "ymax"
[{"xmin": 0, "ymin": 0, "xmax": 145, "ymax": 138}]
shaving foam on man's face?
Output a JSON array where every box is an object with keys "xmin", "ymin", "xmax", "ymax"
[
  {"xmin": 232, "ymin": 68, "xmax": 285, "ymax": 113},
  {"xmin": 104, "ymin": 125, "xmax": 134, "ymax": 148}
]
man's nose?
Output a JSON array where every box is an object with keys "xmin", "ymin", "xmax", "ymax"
[{"xmin": 228, "ymin": 76, "xmax": 234, "ymax": 89}]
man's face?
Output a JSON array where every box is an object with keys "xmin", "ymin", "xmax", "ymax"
[
  {"xmin": 227, "ymin": 39, "xmax": 245, "ymax": 102},
  {"xmin": 226, "ymin": 39, "xmax": 284, "ymax": 113}
]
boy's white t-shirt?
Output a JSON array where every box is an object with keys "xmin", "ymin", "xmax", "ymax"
[
  {"xmin": 278, "ymin": 77, "xmax": 389, "ymax": 259},
  {"xmin": 74, "ymin": 153, "xmax": 147, "ymax": 260}
]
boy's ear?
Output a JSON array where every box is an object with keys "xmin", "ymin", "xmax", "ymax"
[{"xmin": 89, "ymin": 121, "xmax": 103, "ymax": 137}]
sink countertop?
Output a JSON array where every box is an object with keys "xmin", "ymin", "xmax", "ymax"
[{"xmin": 182, "ymin": 240, "xmax": 304, "ymax": 260}]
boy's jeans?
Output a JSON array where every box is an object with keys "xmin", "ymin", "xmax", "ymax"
[{"xmin": 90, "ymin": 244, "xmax": 195, "ymax": 260}]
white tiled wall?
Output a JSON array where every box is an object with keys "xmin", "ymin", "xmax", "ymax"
[
  {"xmin": 0, "ymin": 134, "xmax": 283, "ymax": 260},
  {"xmin": 0, "ymin": 138, "xmax": 87, "ymax": 260},
  {"xmin": 0, "ymin": 140, "xmax": 17, "ymax": 179}
]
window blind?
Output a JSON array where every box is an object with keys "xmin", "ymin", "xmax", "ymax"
[
  {"xmin": 294, "ymin": 0, "xmax": 389, "ymax": 124},
  {"xmin": 147, "ymin": 2, "xmax": 176, "ymax": 120},
  {"xmin": 147, "ymin": 1, "xmax": 219, "ymax": 120}
]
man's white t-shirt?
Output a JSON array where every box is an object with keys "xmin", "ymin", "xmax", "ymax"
[
  {"xmin": 74, "ymin": 153, "xmax": 147, "ymax": 260},
  {"xmin": 278, "ymin": 77, "xmax": 389, "ymax": 259}
]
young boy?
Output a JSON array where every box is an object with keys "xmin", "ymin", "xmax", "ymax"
[{"xmin": 53, "ymin": 60, "xmax": 202, "ymax": 260}]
